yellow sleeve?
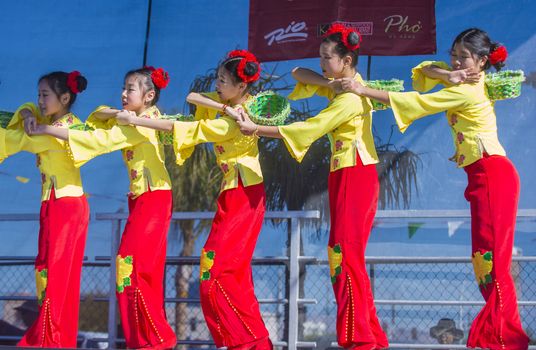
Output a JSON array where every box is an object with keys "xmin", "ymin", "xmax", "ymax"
[
  {"xmin": 7, "ymin": 103, "xmax": 47, "ymax": 130},
  {"xmin": 4, "ymin": 128, "xmax": 63, "ymax": 155},
  {"xmin": 172, "ymin": 117, "xmax": 239, "ymax": 165},
  {"xmin": 412, "ymin": 61, "xmax": 453, "ymax": 92},
  {"xmin": 287, "ymin": 81, "xmax": 334, "ymax": 101},
  {"xmin": 278, "ymin": 93, "xmax": 363, "ymax": 162},
  {"xmin": 193, "ymin": 92, "xmax": 220, "ymax": 121},
  {"xmin": 68, "ymin": 125, "xmax": 147, "ymax": 167},
  {"xmin": 85, "ymin": 105, "xmax": 118, "ymax": 130},
  {"xmin": 389, "ymin": 86, "xmax": 469, "ymax": 133},
  {"xmin": 0, "ymin": 128, "xmax": 6, "ymax": 162}
]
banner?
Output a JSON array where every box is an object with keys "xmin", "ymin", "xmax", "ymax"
[{"xmin": 248, "ymin": 0, "xmax": 436, "ymax": 62}]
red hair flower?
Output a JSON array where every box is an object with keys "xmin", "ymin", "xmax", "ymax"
[
  {"xmin": 227, "ymin": 50, "xmax": 261, "ymax": 83},
  {"xmin": 228, "ymin": 50, "xmax": 256, "ymax": 61},
  {"xmin": 324, "ymin": 23, "xmax": 348, "ymax": 38},
  {"xmin": 144, "ymin": 66, "xmax": 170, "ymax": 89},
  {"xmin": 67, "ymin": 71, "xmax": 81, "ymax": 94},
  {"xmin": 489, "ymin": 45, "xmax": 508, "ymax": 65},
  {"xmin": 323, "ymin": 23, "xmax": 361, "ymax": 51}
]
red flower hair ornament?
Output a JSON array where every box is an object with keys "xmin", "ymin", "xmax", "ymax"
[
  {"xmin": 66, "ymin": 71, "xmax": 81, "ymax": 94},
  {"xmin": 144, "ymin": 66, "xmax": 170, "ymax": 89},
  {"xmin": 227, "ymin": 50, "xmax": 261, "ymax": 83},
  {"xmin": 489, "ymin": 45, "xmax": 508, "ymax": 65},
  {"xmin": 323, "ymin": 23, "xmax": 361, "ymax": 51}
]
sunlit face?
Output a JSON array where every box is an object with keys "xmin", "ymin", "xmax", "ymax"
[
  {"xmin": 38, "ymin": 80, "xmax": 69, "ymax": 118},
  {"xmin": 319, "ymin": 41, "xmax": 346, "ymax": 79},
  {"xmin": 121, "ymin": 75, "xmax": 153, "ymax": 114},
  {"xmin": 215, "ymin": 68, "xmax": 246, "ymax": 103},
  {"xmin": 450, "ymin": 43, "xmax": 486, "ymax": 72}
]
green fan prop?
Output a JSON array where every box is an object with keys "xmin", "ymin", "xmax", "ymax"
[
  {"xmin": 69, "ymin": 123, "xmax": 94, "ymax": 131},
  {"xmin": 365, "ymin": 79, "xmax": 405, "ymax": 110},
  {"xmin": 244, "ymin": 91, "xmax": 290, "ymax": 126},
  {"xmin": 485, "ymin": 70, "xmax": 525, "ymax": 100},
  {"xmin": 158, "ymin": 114, "xmax": 195, "ymax": 145}
]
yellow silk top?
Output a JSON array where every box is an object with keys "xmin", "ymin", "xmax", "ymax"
[
  {"xmin": 389, "ymin": 61, "xmax": 506, "ymax": 167},
  {"xmin": 171, "ymin": 92, "xmax": 263, "ymax": 192},
  {"xmin": 278, "ymin": 72, "xmax": 379, "ymax": 171},
  {"xmin": 68, "ymin": 105, "xmax": 171, "ymax": 197},
  {"xmin": 1, "ymin": 102, "xmax": 84, "ymax": 201}
]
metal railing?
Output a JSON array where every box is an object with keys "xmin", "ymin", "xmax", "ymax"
[
  {"xmin": 1, "ymin": 209, "xmax": 535, "ymax": 349},
  {"xmin": 98, "ymin": 210, "xmax": 320, "ymax": 349}
]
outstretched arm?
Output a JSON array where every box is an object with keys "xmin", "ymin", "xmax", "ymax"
[
  {"xmin": 291, "ymin": 67, "xmax": 342, "ymax": 92},
  {"xmin": 91, "ymin": 107, "xmax": 121, "ymax": 120},
  {"xmin": 291, "ymin": 67, "xmax": 329, "ymax": 86},
  {"xmin": 186, "ymin": 92, "xmax": 243, "ymax": 121},
  {"xmin": 20, "ymin": 108, "xmax": 37, "ymax": 134},
  {"xmin": 421, "ymin": 65, "xmax": 480, "ymax": 85},
  {"xmin": 254, "ymin": 125, "xmax": 282, "ymax": 138},
  {"xmin": 31, "ymin": 124, "xmax": 69, "ymax": 140},
  {"xmin": 116, "ymin": 110, "xmax": 174, "ymax": 131},
  {"xmin": 340, "ymin": 78, "xmax": 390, "ymax": 105},
  {"xmin": 236, "ymin": 111, "xmax": 282, "ymax": 139}
]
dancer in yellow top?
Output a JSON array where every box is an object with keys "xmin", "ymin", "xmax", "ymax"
[
  {"xmin": 1, "ymin": 71, "xmax": 89, "ymax": 348},
  {"xmin": 34, "ymin": 66, "xmax": 177, "ymax": 349},
  {"xmin": 237, "ymin": 23, "xmax": 388, "ymax": 349},
  {"xmin": 341, "ymin": 28, "xmax": 529, "ymax": 350},
  {"xmin": 116, "ymin": 50, "xmax": 274, "ymax": 349}
]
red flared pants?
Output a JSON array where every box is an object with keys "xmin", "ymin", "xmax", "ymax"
[
  {"xmin": 199, "ymin": 180, "xmax": 272, "ymax": 349},
  {"xmin": 465, "ymin": 155, "xmax": 529, "ymax": 350},
  {"xmin": 327, "ymin": 157, "xmax": 388, "ymax": 349},
  {"xmin": 116, "ymin": 189, "xmax": 176, "ymax": 349},
  {"xmin": 18, "ymin": 189, "xmax": 89, "ymax": 348}
]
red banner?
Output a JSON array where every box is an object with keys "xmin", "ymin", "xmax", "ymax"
[{"xmin": 248, "ymin": 0, "xmax": 436, "ymax": 62}]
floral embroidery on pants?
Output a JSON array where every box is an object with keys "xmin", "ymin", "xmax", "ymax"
[
  {"xmin": 200, "ymin": 248, "xmax": 216, "ymax": 281},
  {"xmin": 328, "ymin": 244, "xmax": 343, "ymax": 284},
  {"xmin": 472, "ymin": 250, "xmax": 493, "ymax": 289},
  {"xmin": 35, "ymin": 268, "xmax": 48, "ymax": 306},
  {"xmin": 116, "ymin": 255, "xmax": 134, "ymax": 293}
]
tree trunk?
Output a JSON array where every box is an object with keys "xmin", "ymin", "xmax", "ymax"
[{"xmin": 174, "ymin": 220, "xmax": 196, "ymax": 350}]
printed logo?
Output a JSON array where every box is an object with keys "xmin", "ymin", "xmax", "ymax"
[
  {"xmin": 264, "ymin": 21, "xmax": 308, "ymax": 46},
  {"xmin": 384, "ymin": 15, "xmax": 423, "ymax": 39},
  {"xmin": 318, "ymin": 21, "xmax": 373, "ymax": 37}
]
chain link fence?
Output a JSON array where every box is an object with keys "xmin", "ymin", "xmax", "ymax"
[
  {"xmin": 1, "ymin": 211, "xmax": 535, "ymax": 349},
  {"xmin": 300, "ymin": 257, "xmax": 536, "ymax": 349},
  {"xmin": 2, "ymin": 256, "xmax": 535, "ymax": 348}
]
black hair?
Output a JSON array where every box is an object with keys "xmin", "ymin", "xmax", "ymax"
[
  {"xmin": 124, "ymin": 67, "xmax": 160, "ymax": 106},
  {"xmin": 451, "ymin": 28, "xmax": 505, "ymax": 71},
  {"xmin": 322, "ymin": 32, "xmax": 360, "ymax": 67},
  {"xmin": 39, "ymin": 71, "xmax": 87, "ymax": 108},
  {"xmin": 219, "ymin": 57, "xmax": 260, "ymax": 90}
]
